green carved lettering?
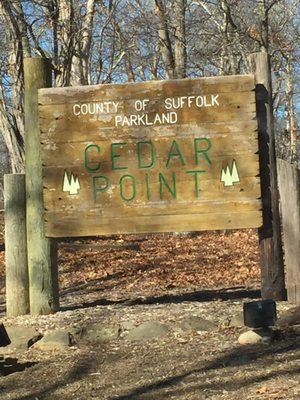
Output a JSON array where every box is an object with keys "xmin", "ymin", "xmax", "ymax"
[
  {"xmin": 93, "ymin": 175, "xmax": 110, "ymax": 203},
  {"xmin": 166, "ymin": 140, "xmax": 186, "ymax": 167},
  {"xmin": 137, "ymin": 141, "xmax": 156, "ymax": 169},
  {"xmin": 85, "ymin": 144, "xmax": 101, "ymax": 172},
  {"xmin": 186, "ymin": 170, "xmax": 206, "ymax": 198},
  {"xmin": 120, "ymin": 174, "xmax": 136, "ymax": 201},
  {"xmin": 111, "ymin": 142, "xmax": 128, "ymax": 170},
  {"xmin": 194, "ymin": 138, "xmax": 212, "ymax": 165},
  {"xmin": 159, "ymin": 172, "xmax": 177, "ymax": 199},
  {"xmin": 145, "ymin": 173, "xmax": 151, "ymax": 200}
]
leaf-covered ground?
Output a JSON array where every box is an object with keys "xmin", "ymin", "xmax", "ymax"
[
  {"xmin": 57, "ymin": 230, "xmax": 261, "ymax": 304},
  {"xmin": 0, "ymin": 213, "xmax": 261, "ymax": 302}
]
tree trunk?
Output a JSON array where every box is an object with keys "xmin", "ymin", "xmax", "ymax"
[
  {"xmin": 73, "ymin": 0, "xmax": 96, "ymax": 85},
  {"xmin": 0, "ymin": 0, "xmax": 31, "ymax": 172},
  {"xmin": 257, "ymin": 0, "xmax": 269, "ymax": 52},
  {"xmin": 173, "ymin": 0, "xmax": 186, "ymax": 78},
  {"xmin": 154, "ymin": 0, "xmax": 175, "ymax": 79},
  {"xmin": 56, "ymin": 0, "xmax": 74, "ymax": 86},
  {"xmin": 285, "ymin": 53, "xmax": 297, "ymax": 162}
]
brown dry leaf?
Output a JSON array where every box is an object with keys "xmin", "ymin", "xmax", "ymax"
[{"xmin": 256, "ymin": 385, "xmax": 269, "ymax": 394}]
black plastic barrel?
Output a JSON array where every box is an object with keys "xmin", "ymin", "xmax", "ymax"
[{"xmin": 243, "ymin": 299, "xmax": 277, "ymax": 328}]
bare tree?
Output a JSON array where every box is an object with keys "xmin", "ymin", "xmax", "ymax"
[
  {"xmin": 154, "ymin": 0, "xmax": 176, "ymax": 79},
  {"xmin": 0, "ymin": 0, "xmax": 31, "ymax": 172},
  {"xmin": 172, "ymin": 0, "xmax": 187, "ymax": 78}
]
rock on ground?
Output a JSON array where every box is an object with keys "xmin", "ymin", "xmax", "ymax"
[
  {"xmin": 126, "ymin": 321, "xmax": 170, "ymax": 340},
  {"xmin": 238, "ymin": 328, "xmax": 275, "ymax": 345}
]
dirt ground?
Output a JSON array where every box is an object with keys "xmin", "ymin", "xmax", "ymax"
[{"xmin": 0, "ymin": 216, "xmax": 300, "ymax": 400}]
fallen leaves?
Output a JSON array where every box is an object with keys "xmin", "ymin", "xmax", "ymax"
[
  {"xmin": 0, "ymin": 219, "xmax": 261, "ymax": 298},
  {"xmin": 55, "ymin": 230, "xmax": 260, "ymax": 297}
]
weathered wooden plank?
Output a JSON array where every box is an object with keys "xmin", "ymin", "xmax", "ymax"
[
  {"xmin": 44, "ymin": 199, "xmax": 262, "ymax": 218},
  {"xmin": 43, "ymin": 168, "xmax": 260, "ymax": 205},
  {"xmin": 41, "ymin": 135, "xmax": 259, "ymax": 168},
  {"xmin": 39, "ymin": 74, "xmax": 256, "ymax": 106},
  {"xmin": 39, "ymin": 91, "xmax": 255, "ymax": 117},
  {"xmin": 46, "ymin": 187, "xmax": 260, "ymax": 212},
  {"xmin": 42, "ymin": 154, "xmax": 260, "ymax": 184},
  {"xmin": 45, "ymin": 210, "xmax": 262, "ymax": 237},
  {"xmin": 41, "ymin": 120, "xmax": 258, "ymax": 144}
]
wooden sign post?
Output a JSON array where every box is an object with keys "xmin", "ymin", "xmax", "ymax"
[
  {"xmin": 39, "ymin": 75, "xmax": 262, "ymax": 237},
  {"xmin": 25, "ymin": 58, "xmax": 59, "ymax": 314},
  {"xmin": 249, "ymin": 52, "xmax": 285, "ymax": 300}
]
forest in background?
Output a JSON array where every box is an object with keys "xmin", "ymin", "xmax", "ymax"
[{"xmin": 0, "ymin": 0, "xmax": 299, "ymax": 195}]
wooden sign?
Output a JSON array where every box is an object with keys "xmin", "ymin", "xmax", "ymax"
[{"xmin": 39, "ymin": 75, "xmax": 262, "ymax": 237}]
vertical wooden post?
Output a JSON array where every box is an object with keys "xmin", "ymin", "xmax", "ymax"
[
  {"xmin": 4, "ymin": 174, "xmax": 29, "ymax": 316},
  {"xmin": 277, "ymin": 160, "xmax": 300, "ymax": 304},
  {"xmin": 249, "ymin": 52, "xmax": 286, "ymax": 300},
  {"xmin": 24, "ymin": 57, "xmax": 59, "ymax": 315}
]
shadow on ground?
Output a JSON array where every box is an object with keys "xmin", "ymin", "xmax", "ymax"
[
  {"xmin": 0, "ymin": 357, "xmax": 37, "ymax": 376},
  {"xmin": 0, "ymin": 351, "xmax": 102, "ymax": 400},
  {"xmin": 60, "ymin": 287, "xmax": 262, "ymax": 311},
  {"xmin": 110, "ymin": 340, "xmax": 300, "ymax": 400}
]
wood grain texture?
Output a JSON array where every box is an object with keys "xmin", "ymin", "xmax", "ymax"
[
  {"xmin": 249, "ymin": 52, "xmax": 285, "ymax": 301},
  {"xmin": 4, "ymin": 173, "xmax": 29, "ymax": 316},
  {"xmin": 44, "ymin": 210, "xmax": 262, "ymax": 237},
  {"xmin": 25, "ymin": 57, "xmax": 59, "ymax": 313},
  {"xmin": 277, "ymin": 159, "xmax": 300, "ymax": 304},
  {"xmin": 39, "ymin": 75, "xmax": 262, "ymax": 237}
]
